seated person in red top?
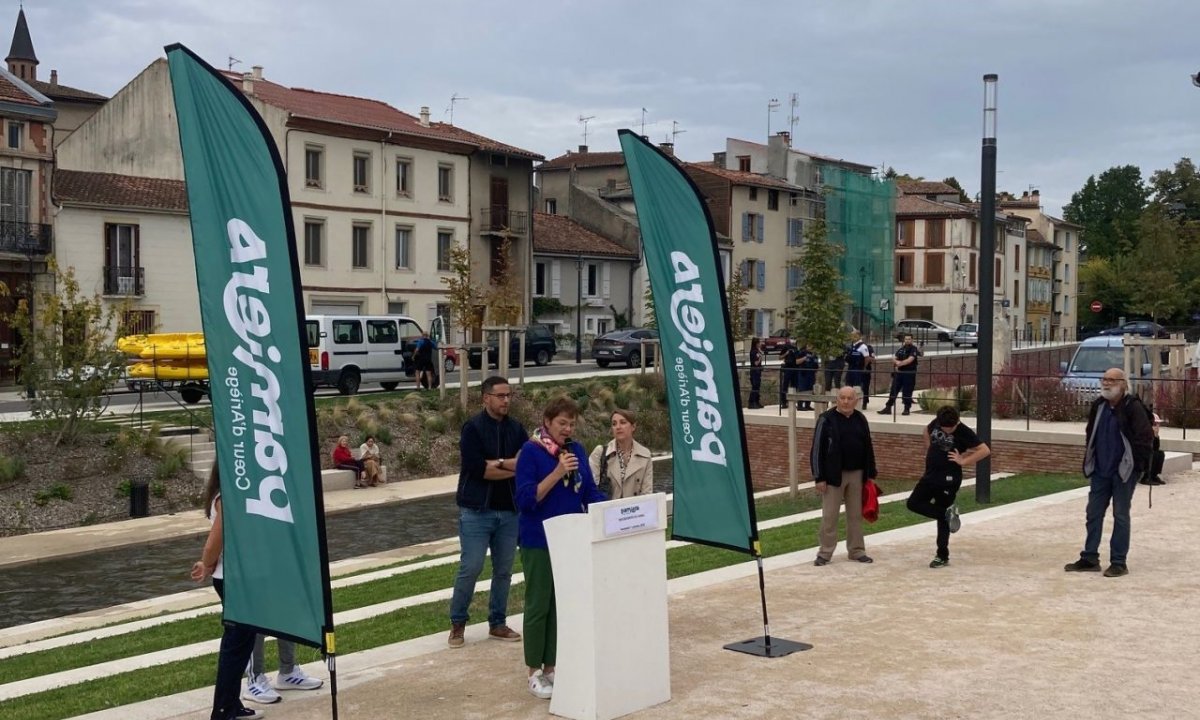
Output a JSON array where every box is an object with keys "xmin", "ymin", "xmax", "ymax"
[{"xmin": 332, "ymin": 435, "xmax": 367, "ymax": 487}]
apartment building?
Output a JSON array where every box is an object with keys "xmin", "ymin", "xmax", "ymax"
[
  {"xmin": 1001, "ymin": 190, "xmax": 1080, "ymax": 340},
  {"xmin": 53, "ymin": 58, "xmax": 540, "ymax": 335},
  {"xmin": 531, "ymin": 212, "xmax": 638, "ymax": 339},
  {"xmin": 0, "ymin": 63, "xmax": 54, "ymax": 384}
]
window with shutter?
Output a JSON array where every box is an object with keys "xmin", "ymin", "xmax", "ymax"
[
  {"xmin": 756, "ymin": 214, "xmax": 765, "ymax": 244},
  {"xmin": 756, "ymin": 260, "xmax": 765, "ymax": 290},
  {"xmin": 926, "ymin": 254, "xmax": 945, "ymax": 285},
  {"xmin": 742, "ymin": 212, "xmax": 751, "ymax": 242}
]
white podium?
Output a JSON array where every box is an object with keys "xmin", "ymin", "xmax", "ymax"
[{"xmin": 543, "ymin": 493, "xmax": 671, "ymax": 720}]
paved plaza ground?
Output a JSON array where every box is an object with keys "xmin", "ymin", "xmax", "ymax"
[{"xmin": 80, "ymin": 469, "xmax": 1198, "ymax": 720}]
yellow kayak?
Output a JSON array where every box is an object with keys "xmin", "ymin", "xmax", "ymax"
[
  {"xmin": 127, "ymin": 361, "xmax": 209, "ymax": 380},
  {"xmin": 118, "ymin": 333, "xmax": 206, "ymax": 360}
]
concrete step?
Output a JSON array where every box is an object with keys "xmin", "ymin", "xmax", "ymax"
[{"xmin": 1163, "ymin": 451, "xmax": 1191, "ymax": 477}]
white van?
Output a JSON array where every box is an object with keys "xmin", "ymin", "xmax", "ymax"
[
  {"xmin": 1060, "ymin": 335, "xmax": 1153, "ymax": 399},
  {"xmin": 305, "ymin": 315, "xmax": 424, "ymax": 394}
]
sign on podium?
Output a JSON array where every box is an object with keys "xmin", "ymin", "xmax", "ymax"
[{"xmin": 543, "ymin": 493, "xmax": 671, "ymax": 720}]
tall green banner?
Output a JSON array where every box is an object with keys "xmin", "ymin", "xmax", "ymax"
[
  {"xmin": 619, "ymin": 130, "xmax": 758, "ymax": 554},
  {"xmin": 167, "ymin": 45, "xmax": 332, "ymax": 647}
]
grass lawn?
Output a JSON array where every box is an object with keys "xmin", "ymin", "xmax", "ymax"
[{"xmin": 3, "ymin": 472, "xmax": 1085, "ymax": 720}]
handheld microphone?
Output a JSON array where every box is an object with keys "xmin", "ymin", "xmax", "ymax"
[{"xmin": 560, "ymin": 437, "xmax": 577, "ymax": 484}]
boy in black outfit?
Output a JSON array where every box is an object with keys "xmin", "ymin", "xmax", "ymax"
[{"xmin": 918, "ymin": 406, "xmax": 990, "ymax": 568}]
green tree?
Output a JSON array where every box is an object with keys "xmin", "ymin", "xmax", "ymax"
[
  {"xmin": 439, "ymin": 243, "xmax": 478, "ymax": 344},
  {"xmin": 1063, "ymin": 165, "xmax": 1148, "ymax": 258},
  {"xmin": 725, "ymin": 263, "xmax": 749, "ymax": 343},
  {"xmin": 789, "ymin": 219, "xmax": 850, "ymax": 364},
  {"xmin": 1076, "ymin": 256, "xmax": 1134, "ymax": 326},
  {"xmin": 480, "ymin": 234, "xmax": 523, "ymax": 326},
  {"xmin": 1126, "ymin": 209, "xmax": 1194, "ymax": 322},
  {"xmin": 642, "ymin": 284, "xmax": 656, "ymax": 329},
  {"xmin": 942, "ymin": 176, "xmax": 971, "ymax": 203},
  {"xmin": 1148, "ymin": 157, "xmax": 1200, "ymax": 220},
  {"xmin": 1, "ymin": 265, "xmax": 126, "ymax": 445}
]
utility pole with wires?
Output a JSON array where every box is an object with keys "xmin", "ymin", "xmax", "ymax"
[
  {"xmin": 578, "ymin": 114, "xmax": 595, "ymax": 147},
  {"xmin": 446, "ymin": 93, "xmax": 468, "ymax": 125}
]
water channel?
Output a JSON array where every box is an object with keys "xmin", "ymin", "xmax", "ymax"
[{"xmin": 0, "ymin": 459, "xmax": 675, "ymax": 628}]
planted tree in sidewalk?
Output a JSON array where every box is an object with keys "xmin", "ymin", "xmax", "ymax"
[
  {"xmin": 726, "ymin": 263, "xmax": 749, "ymax": 343},
  {"xmin": 1, "ymin": 264, "xmax": 127, "ymax": 445},
  {"xmin": 480, "ymin": 234, "xmax": 523, "ymax": 327},
  {"xmin": 789, "ymin": 219, "xmax": 850, "ymax": 380},
  {"xmin": 439, "ymin": 242, "xmax": 478, "ymax": 345}
]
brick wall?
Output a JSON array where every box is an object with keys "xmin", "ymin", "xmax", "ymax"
[{"xmin": 744, "ymin": 415, "xmax": 1087, "ymax": 491}]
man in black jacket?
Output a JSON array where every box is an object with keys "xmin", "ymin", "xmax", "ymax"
[
  {"xmin": 810, "ymin": 386, "xmax": 879, "ymax": 566},
  {"xmin": 448, "ymin": 376, "xmax": 529, "ymax": 647},
  {"xmin": 1065, "ymin": 368, "xmax": 1153, "ymax": 578}
]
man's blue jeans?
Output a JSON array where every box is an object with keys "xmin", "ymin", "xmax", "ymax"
[
  {"xmin": 449, "ymin": 508, "xmax": 519, "ymax": 627},
  {"xmin": 1082, "ymin": 472, "xmax": 1138, "ymax": 565}
]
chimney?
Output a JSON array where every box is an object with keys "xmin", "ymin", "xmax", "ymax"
[
  {"xmin": 241, "ymin": 72, "xmax": 254, "ymax": 95},
  {"xmin": 419, "ymin": 106, "xmax": 431, "ymax": 127},
  {"xmin": 713, "ymin": 151, "xmax": 727, "ymax": 167},
  {"xmin": 1022, "ymin": 191, "xmax": 1028, "ymax": 199},
  {"xmin": 659, "ymin": 142, "xmax": 674, "ymax": 157},
  {"xmin": 49, "ymin": 69, "xmax": 57, "ymax": 86},
  {"xmin": 777, "ymin": 130, "xmax": 791, "ymax": 147},
  {"xmin": 252, "ymin": 65, "xmax": 263, "ymax": 80},
  {"xmin": 1031, "ymin": 189, "xmax": 1040, "ymax": 198},
  {"xmin": 578, "ymin": 144, "xmax": 588, "ymax": 154}
]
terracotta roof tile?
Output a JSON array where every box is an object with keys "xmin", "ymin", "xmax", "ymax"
[
  {"xmin": 895, "ymin": 195, "xmax": 974, "ymax": 217},
  {"xmin": 222, "ymin": 72, "xmax": 541, "ymax": 160},
  {"xmin": 1026, "ymin": 228, "xmax": 1054, "ymax": 246},
  {"xmin": 0, "ymin": 73, "xmax": 43, "ymax": 106},
  {"xmin": 539, "ymin": 150, "xmax": 627, "ymax": 171},
  {"xmin": 725, "ymin": 138, "xmax": 875, "ymax": 171},
  {"xmin": 27, "ymin": 78, "xmax": 107, "ymax": 103},
  {"xmin": 685, "ymin": 162, "xmax": 802, "ymax": 191},
  {"xmin": 533, "ymin": 212, "xmax": 636, "ymax": 258},
  {"xmin": 896, "ymin": 179, "xmax": 960, "ymax": 196},
  {"xmin": 53, "ymin": 169, "xmax": 188, "ymax": 212}
]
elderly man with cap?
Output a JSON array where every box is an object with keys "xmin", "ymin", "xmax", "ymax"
[{"xmin": 1065, "ymin": 368, "xmax": 1153, "ymax": 578}]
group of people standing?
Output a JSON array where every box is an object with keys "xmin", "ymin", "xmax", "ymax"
[
  {"xmin": 445, "ymin": 376, "xmax": 654, "ymax": 700},
  {"xmin": 810, "ymin": 366, "xmax": 1154, "ymax": 578},
  {"xmin": 749, "ymin": 331, "xmax": 921, "ymax": 413}
]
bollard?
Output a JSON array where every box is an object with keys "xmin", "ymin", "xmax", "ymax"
[{"xmin": 129, "ymin": 480, "xmax": 150, "ymax": 518}]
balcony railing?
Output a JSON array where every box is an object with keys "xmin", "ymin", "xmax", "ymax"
[
  {"xmin": 103, "ymin": 266, "xmax": 145, "ymax": 296},
  {"xmin": 0, "ymin": 220, "xmax": 52, "ymax": 255},
  {"xmin": 480, "ymin": 207, "xmax": 528, "ymax": 235}
]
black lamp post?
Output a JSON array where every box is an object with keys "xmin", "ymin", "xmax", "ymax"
[
  {"xmin": 976, "ymin": 73, "xmax": 999, "ymax": 504},
  {"xmin": 858, "ymin": 265, "xmax": 867, "ymax": 335}
]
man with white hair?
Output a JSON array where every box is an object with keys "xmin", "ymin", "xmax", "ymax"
[
  {"xmin": 811, "ymin": 386, "xmax": 879, "ymax": 566},
  {"xmin": 1065, "ymin": 368, "xmax": 1153, "ymax": 578}
]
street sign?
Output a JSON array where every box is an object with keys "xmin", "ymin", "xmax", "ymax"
[
  {"xmin": 879, "ymin": 298, "xmax": 890, "ymax": 311},
  {"xmin": 1090, "ymin": 300, "xmax": 1103, "ymax": 313}
]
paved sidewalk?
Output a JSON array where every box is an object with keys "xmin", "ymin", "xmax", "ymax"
[{"xmin": 84, "ymin": 470, "xmax": 1199, "ymax": 720}]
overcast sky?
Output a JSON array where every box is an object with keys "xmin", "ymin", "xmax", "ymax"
[{"xmin": 22, "ymin": 0, "xmax": 1200, "ymax": 214}]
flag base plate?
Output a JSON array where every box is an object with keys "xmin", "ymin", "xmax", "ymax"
[{"xmin": 723, "ymin": 636, "xmax": 813, "ymax": 658}]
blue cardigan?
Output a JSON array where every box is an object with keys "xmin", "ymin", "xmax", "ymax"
[{"xmin": 515, "ymin": 439, "xmax": 607, "ymax": 549}]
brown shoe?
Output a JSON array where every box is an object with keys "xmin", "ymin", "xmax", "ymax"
[
  {"xmin": 488, "ymin": 624, "xmax": 521, "ymax": 642},
  {"xmin": 448, "ymin": 623, "xmax": 465, "ymax": 648}
]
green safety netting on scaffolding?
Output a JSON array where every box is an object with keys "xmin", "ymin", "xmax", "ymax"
[{"xmin": 822, "ymin": 166, "xmax": 896, "ymax": 342}]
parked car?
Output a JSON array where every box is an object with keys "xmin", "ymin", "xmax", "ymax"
[
  {"xmin": 467, "ymin": 324, "xmax": 557, "ymax": 369},
  {"xmin": 894, "ymin": 318, "xmax": 956, "ymax": 343},
  {"xmin": 591, "ymin": 328, "xmax": 659, "ymax": 368},
  {"xmin": 760, "ymin": 329, "xmax": 796, "ymax": 355},
  {"xmin": 1059, "ymin": 335, "xmax": 1153, "ymax": 399},
  {"xmin": 1097, "ymin": 320, "xmax": 1169, "ymax": 339},
  {"xmin": 951, "ymin": 323, "xmax": 979, "ymax": 348}
]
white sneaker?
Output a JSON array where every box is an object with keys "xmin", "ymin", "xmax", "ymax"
[
  {"xmin": 543, "ymin": 671, "xmax": 555, "ymax": 686},
  {"xmin": 274, "ymin": 666, "xmax": 324, "ymax": 691},
  {"xmin": 242, "ymin": 673, "xmax": 281, "ymax": 704},
  {"xmin": 527, "ymin": 672, "xmax": 552, "ymax": 699}
]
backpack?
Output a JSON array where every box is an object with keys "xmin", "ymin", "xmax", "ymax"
[{"xmin": 782, "ymin": 347, "xmax": 800, "ymax": 368}]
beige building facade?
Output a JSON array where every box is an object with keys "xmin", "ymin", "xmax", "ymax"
[{"xmin": 53, "ymin": 58, "xmax": 539, "ymax": 336}]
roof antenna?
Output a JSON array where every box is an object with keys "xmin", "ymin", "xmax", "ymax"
[
  {"xmin": 671, "ymin": 120, "xmax": 686, "ymax": 144},
  {"xmin": 227, "ymin": 56, "xmax": 242, "ymax": 72},
  {"xmin": 446, "ymin": 93, "xmax": 468, "ymax": 125},
  {"xmin": 578, "ymin": 114, "xmax": 595, "ymax": 147},
  {"xmin": 640, "ymin": 107, "xmax": 648, "ymax": 138},
  {"xmin": 788, "ymin": 92, "xmax": 799, "ymax": 138}
]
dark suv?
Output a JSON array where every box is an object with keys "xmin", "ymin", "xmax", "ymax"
[{"xmin": 468, "ymin": 324, "xmax": 558, "ymax": 369}]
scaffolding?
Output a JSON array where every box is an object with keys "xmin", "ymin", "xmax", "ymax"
[{"xmin": 822, "ymin": 166, "xmax": 896, "ymax": 342}]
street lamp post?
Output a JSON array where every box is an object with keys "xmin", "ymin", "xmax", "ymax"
[
  {"xmin": 858, "ymin": 265, "xmax": 867, "ymax": 335},
  {"xmin": 976, "ymin": 73, "xmax": 999, "ymax": 504},
  {"xmin": 575, "ymin": 253, "xmax": 583, "ymax": 363}
]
